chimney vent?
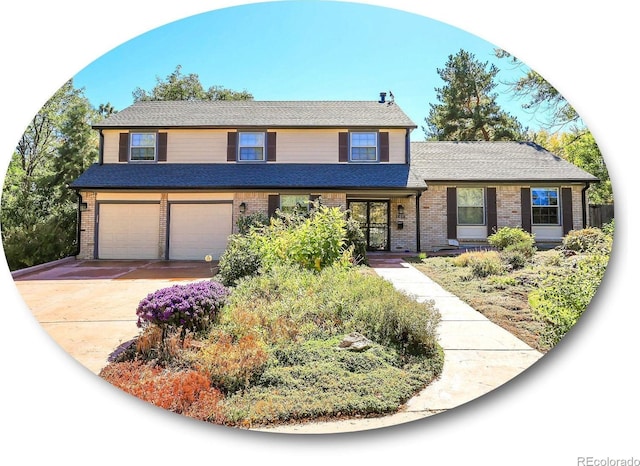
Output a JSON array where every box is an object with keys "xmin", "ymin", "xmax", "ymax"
[{"xmin": 379, "ymin": 92, "xmax": 387, "ymax": 103}]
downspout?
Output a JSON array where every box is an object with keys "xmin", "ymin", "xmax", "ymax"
[
  {"xmin": 581, "ymin": 182, "xmax": 591, "ymax": 227},
  {"xmin": 415, "ymin": 191, "xmax": 421, "ymax": 252},
  {"xmin": 98, "ymin": 129, "xmax": 104, "ymax": 165}
]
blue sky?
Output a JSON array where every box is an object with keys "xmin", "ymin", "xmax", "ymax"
[{"xmin": 73, "ymin": 1, "xmax": 542, "ymax": 141}]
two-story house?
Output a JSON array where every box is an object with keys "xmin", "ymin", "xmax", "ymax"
[{"xmin": 70, "ymin": 95, "xmax": 598, "ymax": 261}]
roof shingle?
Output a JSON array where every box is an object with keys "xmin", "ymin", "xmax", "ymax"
[
  {"xmin": 94, "ymin": 100, "xmax": 417, "ymax": 129},
  {"xmin": 410, "ymin": 141, "xmax": 599, "ymax": 182}
]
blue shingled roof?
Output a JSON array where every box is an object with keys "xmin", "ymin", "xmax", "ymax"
[{"xmin": 70, "ymin": 163, "xmax": 426, "ymax": 190}]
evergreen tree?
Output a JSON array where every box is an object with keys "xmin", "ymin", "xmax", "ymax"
[{"xmin": 424, "ymin": 49, "xmax": 523, "ymax": 141}]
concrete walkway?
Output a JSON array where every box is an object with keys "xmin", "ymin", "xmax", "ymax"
[{"xmin": 256, "ymin": 258, "xmax": 543, "ymax": 434}]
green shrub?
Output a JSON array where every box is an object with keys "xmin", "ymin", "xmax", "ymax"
[
  {"xmin": 529, "ymin": 253, "xmax": 609, "ymax": 347},
  {"xmin": 562, "ymin": 228, "xmax": 610, "ymax": 253},
  {"xmin": 453, "ymin": 250, "xmax": 504, "ymax": 278},
  {"xmin": 501, "ymin": 240, "xmax": 536, "ymax": 269},
  {"xmin": 601, "ymin": 219, "xmax": 615, "ymax": 237},
  {"xmin": 488, "ymin": 226, "xmax": 535, "ymax": 251},
  {"xmin": 251, "ymin": 204, "xmax": 352, "ymax": 272},
  {"xmin": 216, "ymin": 234, "xmax": 262, "ymax": 286},
  {"xmin": 236, "ymin": 212, "xmax": 269, "ymax": 235}
]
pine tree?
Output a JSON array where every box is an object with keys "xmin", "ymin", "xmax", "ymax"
[{"xmin": 424, "ymin": 49, "xmax": 523, "ymax": 141}]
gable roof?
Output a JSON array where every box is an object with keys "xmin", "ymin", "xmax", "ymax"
[
  {"xmin": 410, "ymin": 141, "xmax": 599, "ymax": 183},
  {"xmin": 70, "ymin": 163, "xmax": 426, "ymax": 191},
  {"xmin": 93, "ymin": 100, "xmax": 417, "ymax": 129}
]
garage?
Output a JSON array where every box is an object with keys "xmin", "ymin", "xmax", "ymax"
[
  {"xmin": 97, "ymin": 203, "xmax": 161, "ymax": 259},
  {"xmin": 168, "ymin": 202, "xmax": 233, "ymax": 260}
]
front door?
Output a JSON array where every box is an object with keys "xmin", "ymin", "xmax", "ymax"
[{"xmin": 348, "ymin": 200, "xmax": 390, "ymax": 251}]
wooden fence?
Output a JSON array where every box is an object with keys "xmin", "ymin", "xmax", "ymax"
[{"xmin": 588, "ymin": 204, "xmax": 614, "ymax": 228}]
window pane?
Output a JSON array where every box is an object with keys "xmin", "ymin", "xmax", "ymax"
[
  {"xmin": 130, "ymin": 147, "xmax": 155, "ymax": 161},
  {"xmin": 351, "ymin": 132, "xmax": 377, "ymax": 146},
  {"xmin": 280, "ymin": 195, "xmax": 309, "ymax": 213},
  {"xmin": 239, "ymin": 132, "xmax": 265, "ymax": 146},
  {"xmin": 351, "ymin": 147, "xmax": 377, "ymax": 161},
  {"xmin": 531, "ymin": 188, "xmax": 558, "ymax": 206},
  {"xmin": 131, "ymin": 133, "xmax": 156, "ymax": 147},
  {"xmin": 458, "ymin": 207, "xmax": 484, "ymax": 225},
  {"xmin": 533, "ymin": 207, "xmax": 559, "ymax": 225},
  {"xmin": 239, "ymin": 147, "xmax": 264, "ymax": 161},
  {"xmin": 457, "ymin": 188, "xmax": 484, "ymax": 207}
]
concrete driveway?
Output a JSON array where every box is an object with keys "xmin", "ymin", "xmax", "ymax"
[{"xmin": 12, "ymin": 258, "xmax": 215, "ymax": 374}]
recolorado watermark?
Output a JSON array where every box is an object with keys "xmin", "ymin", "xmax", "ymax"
[{"xmin": 578, "ymin": 458, "xmax": 640, "ymax": 466}]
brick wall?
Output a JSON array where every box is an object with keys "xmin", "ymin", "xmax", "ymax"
[{"xmin": 77, "ymin": 191, "xmax": 96, "ymax": 259}]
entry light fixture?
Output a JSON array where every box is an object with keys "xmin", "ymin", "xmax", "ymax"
[{"xmin": 239, "ymin": 202, "xmax": 247, "ymax": 214}]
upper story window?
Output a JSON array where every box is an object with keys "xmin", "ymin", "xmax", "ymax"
[
  {"xmin": 238, "ymin": 132, "xmax": 265, "ymax": 161},
  {"xmin": 130, "ymin": 133, "xmax": 156, "ymax": 161},
  {"xmin": 531, "ymin": 187, "xmax": 559, "ymax": 225},
  {"xmin": 457, "ymin": 187, "xmax": 485, "ymax": 225},
  {"xmin": 350, "ymin": 132, "xmax": 378, "ymax": 162}
]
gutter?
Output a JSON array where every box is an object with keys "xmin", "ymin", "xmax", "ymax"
[
  {"xmin": 582, "ymin": 182, "xmax": 591, "ymax": 227},
  {"xmin": 73, "ymin": 190, "xmax": 83, "ymax": 257}
]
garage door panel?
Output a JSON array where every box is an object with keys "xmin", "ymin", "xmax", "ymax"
[
  {"xmin": 169, "ymin": 203, "xmax": 232, "ymax": 260},
  {"xmin": 98, "ymin": 203, "xmax": 160, "ymax": 259}
]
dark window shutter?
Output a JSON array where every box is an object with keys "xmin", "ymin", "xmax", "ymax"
[
  {"xmin": 379, "ymin": 132, "xmax": 389, "ymax": 162},
  {"xmin": 157, "ymin": 132, "xmax": 167, "ymax": 162},
  {"xmin": 521, "ymin": 188, "xmax": 532, "ymax": 233},
  {"xmin": 339, "ymin": 132, "xmax": 348, "ymax": 162},
  {"xmin": 486, "ymin": 187, "xmax": 497, "ymax": 236},
  {"xmin": 268, "ymin": 195, "xmax": 280, "ymax": 218},
  {"xmin": 447, "ymin": 187, "xmax": 457, "ymax": 240},
  {"xmin": 267, "ymin": 132, "xmax": 277, "ymax": 162},
  {"xmin": 562, "ymin": 187, "xmax": 574, "ymax": 235},
  {"xmin": 119, "ymin": 133, "xmax": 129, "ymax": 162},
  {"xmin": 227, "ymin": 132, "xmax": 237, "ymax": 162}
]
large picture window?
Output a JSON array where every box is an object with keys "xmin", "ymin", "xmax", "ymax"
[
  {"xmin": 531, "ymin": 187, "xmax": 559, "ymax": 224},
  {"xmin": 130, "ymin": 133, "xmax": 156, "ymax": 161},
  {"xmin": 280, "ymin": 194, "xmax": 310, "ymax": 214},
  {"xmin": 457, "ymin": 187, "xmax": 485, "ymax": 225},
  {"xmin": 350, "ymin": 132, "xmax": 378, "ymax": 161},
  {"xmin": 238, "ymin": 132, "xmax": 265, "ymax": 161}
]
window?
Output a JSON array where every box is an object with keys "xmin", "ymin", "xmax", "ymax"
[
  {"xmin": 531, "ymin": 187, "xmax": 559, "ymax": 224},
  {"xmin": 130, "ymin": 133, "xmax": 156, "ymax": 161},
  {"xmin": 457, "ymin": 187, "xmax": 485, "ymax": 225},
  {"xmin": 350, "ymin": 132, "xmax": 378, "ymax": 161},
  {"xmin": 238, "ymin": 132, "xmax": 265, "ymax": 161},
  {"xmin": 280, "ymin": 195, "xmax": 309, "ymax": 214}
]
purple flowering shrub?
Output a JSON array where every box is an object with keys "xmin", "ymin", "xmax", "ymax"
[{"xmin": 136, "ymin": 281, "xmax": 230, "ymax": 333}]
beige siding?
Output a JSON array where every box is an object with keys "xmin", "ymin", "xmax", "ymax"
[
  {"xmin": 101, "ymin": 128, "xmax": 408, "ymax": 164},
  {"xmin": 275, "ymin": 129, "xmax": 338, "ymax": 163},
  {"xmin": 102, "ymin": 130, "xmax": 121, "ymax": 163},
  {"xmin": 166, "ymin": 130, "xmax": 228, "ymax": 163}
]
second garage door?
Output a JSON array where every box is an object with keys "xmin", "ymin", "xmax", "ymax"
[{"xmin": 168, "ymin": 203, "xmax": 233, "ymax": 260}]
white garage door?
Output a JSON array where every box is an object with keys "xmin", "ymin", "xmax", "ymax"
[
  {"xmin": 169, "ymin": 203, "xmax": 233, "ymax": 260},
  {"xmin": 98, "ymin": 203, "xmax": 161, "ymax": 259}
]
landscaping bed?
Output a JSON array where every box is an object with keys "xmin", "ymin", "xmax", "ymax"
[{"xmin": 99, "ymin": 204, "xmax": 444, "ymax": 428}]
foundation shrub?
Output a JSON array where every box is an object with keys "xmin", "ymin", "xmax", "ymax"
[
  {"xmin": 488, "ymin": 226, "xmax": 535, "ymax": 251},
  {"xmin": 562, "ymin": 227, "xmax": 610, "ymax": 253}
]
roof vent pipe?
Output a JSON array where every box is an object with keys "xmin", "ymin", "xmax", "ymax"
[{"xmin": 379, "ymin": 92, "xmax": 387, "ymax": 103}]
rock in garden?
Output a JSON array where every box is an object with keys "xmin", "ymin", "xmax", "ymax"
[{"xmin": 338, "ymin": 332, "xmax": 373, "ymax": 352}]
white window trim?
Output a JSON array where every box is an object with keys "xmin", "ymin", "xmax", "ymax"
[
  {"xmin": 531, "ymin": 187, "xmax": 560, "ymax": 225},
  {"xmin": 237, "ymin": 131, "xmax": 266, "ymax": 162},
  {"xmin": 349, "ymin": 131, "xmax": 379, "ymax": 163},
  {"xmin": 129, "ymin": 132, "xmax": 157, "ymax": 162},
  {"xmin": 457, "ymin": 187, "xmax": 486, "ymax": 226}
]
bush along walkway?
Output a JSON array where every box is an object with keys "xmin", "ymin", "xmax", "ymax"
[{"xmin": 257, "ymin": 258, "xmax": 543, "ymax": 434}]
